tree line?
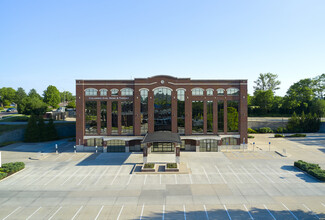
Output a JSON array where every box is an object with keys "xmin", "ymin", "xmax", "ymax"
[
  {"xmin": 0, "ymin": 86, "xmax": 75, "ymax": 115},
  {"xmin": 249, "ymin": 73, "xmax": 325, "ymax": 117}
]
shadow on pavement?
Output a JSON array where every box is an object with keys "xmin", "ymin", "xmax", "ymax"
[{"xmin": 281, "ymin": 165, "xmax": 320, "ymax": 183}]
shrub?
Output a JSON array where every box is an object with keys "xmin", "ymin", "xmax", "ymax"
[
  {"xmin": 287, "ymin": 134, "xmax": 306, "ymax": 138},
  {"xmin": 274, "ymin": 134, "xmax": 284, "ymax": 138},
  {"xmin": 248, "ymin": 128, "xmax": 257, "ymax": 133},
  {"xmin": 143, "ymin": 163, "xmax": 154, "ymax": 169},
  {"xmin": 308, "ymin": 169, "xmax": 325, "ymax": 181},
  {"xmin": 0, "ymin": 172, "xmax": 8, "ymax": 180},
  {"xmin": 248, "ymin": 135, "xmax": 255, "ymax": 138},
  {"xmin": 167, "ymin": 163, "xmax": 177, "ymax": 168},
  {"xmin": 258, "ymin": 127, "xmax": 273, "ymax": 133},
  {"xmin": 0, "ymin": 107, "xmax": 4, "ymax": 110},
  {"xmin": 276, "ymin": 127, "xmax": 287, "ymax": 133},
  {"xmin": 0, "ymin": 162, "xmax": 25, "ymax": 175},
  {"xmin": 294, "ymin": 160, "xmax": 325, "ymax": 182}
]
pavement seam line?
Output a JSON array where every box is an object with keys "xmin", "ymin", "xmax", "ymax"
[
  {"xmin": 94, "ymin": 166, "xmax": 110, "ymax": 185},
  {"xmin": 60, "ymin": 167, "xmax": 82, "ymax": 186},
  {"xmin": 77, "ymin": 168, "xmax": 95, "ymax": 185},
  {"xmin": 241, "ymin": 166, "xmax": 259, "ymax": 184},
  {"xmin": 215, "ymin": 165, "xmax": 227, "ymax": 184},
  {"xmin": 227, "ymin": 165, "xmax": 243, "ymax": 184},
  {"xmin": 111, "ymin": 166, "xmax": 123, "ymax": 185},
  {"xmin": 202, "ymin": 167, "xmax": 211, "ymax": 184}
]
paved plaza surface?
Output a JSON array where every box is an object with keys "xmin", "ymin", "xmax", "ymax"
[{"xmin": 0, "ymin": 135, "xmax": 325, "ymax": 219}]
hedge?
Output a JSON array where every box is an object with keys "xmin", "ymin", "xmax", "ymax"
[
  {"xmin": 258, "ymin": 127, "xmax": 273, "ymax": 133},
  {"xmin": 167, "ymin": 163, "xmax": 177, "ymax": 168},
  {"xmin": 294, "ymin": 160, "xmax": 325, "ymax": 181},
  {"xmin": 143, "ymin": 163, "xmax": 155, "ymax": 169},
  {"xmin": 0, "ymin": 162, "xmax": 25, "ymax": 175},
  {"xmin": 248, "ymin": 128, "xmax": 257, "ymax": 133},
  {"xmin": 274, "ymin": 134, "xmax": 284, "ymax": 138},
  {"xmin": 287, "ymin": 134, "xmax": 306, "ymax": 137},
  {"xmin": 0, "ymin": 172, "xmax": 7, "ymax": 180}
]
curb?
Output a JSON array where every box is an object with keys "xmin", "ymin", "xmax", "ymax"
[{"xmin": 0, "ymin": 167, "xmax": 26, "ymax": 183}]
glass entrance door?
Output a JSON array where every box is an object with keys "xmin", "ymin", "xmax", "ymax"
[{"xmin": 152, "ymin": 142, "xmax": 174, "ymax": 152}]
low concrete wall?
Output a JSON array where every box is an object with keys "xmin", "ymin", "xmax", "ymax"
[
  {"xmin": 0, "ymin": 123, "xmax": 76, "ymax": 144},
  {"xmin": 248, "ymin": 121, "xmax": 288, "ymax": 130}
]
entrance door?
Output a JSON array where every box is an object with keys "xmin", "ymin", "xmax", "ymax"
[{"xmin": 152, "ymin": 142, "xmax": 174, "ymax": 152}]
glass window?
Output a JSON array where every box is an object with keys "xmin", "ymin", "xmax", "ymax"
[
  {"xmin": 111, "ymin": 89, "xmax": 118, "ymax": 96},
  {"xmin": 100, "ymin": 101, "xmax": 107, "ymax": 134},
  {"xmin": 111, "ymin": 101, "xmax": 118, "ymax": 134},
  {"xmin": 121, "ymin": 88, "xmax": 133, "ymax": 96},
  {"xmin": 200, "ymin": 139, "xmax": 218, "ymax": 152},
  {"xmin": 177, "ymin": 89, "xmax": 185, "ymax": 134},
  {"xmin": 100, "ymin": 89, "xmax": 107, "ymax": 96},
  {"xmin": 207, "ymin": 101, "xmax": 213, "ymax": 133},
  {"xmin": 87, "ymin": 138, "xmax": 95, "ymax": 146},
  {"xmin": 218, "ymin": 101, "xmax": 224, "ymax": 132},
  {"xmin": 222, "ymin": 137, "xmax": 238, "ymax": 145},
  {"xmin": 192, "ymin": 101, "xmax": 203, "ymax": 133},
  {"xmin": 217, "ymin": 89, "xmax": 224, "ymax": 95},
  {"xmin": 154, "ymin": 88, "xmax": 172, "ymax": 131},
  {"xmin": 206, "ymin": 89, "xmax": 214, "ymax": 96},
  {"xmin": 192, "ymin": 88, "xmax": 204, "ymax": 96},
  {"xmin": 85, "ymin": 101, "xmax": 97, "ymax": 134},
  {"xmin": 85, "ymin": 88, "xmax": 97, "ymax": 96},
  {"xmin": 107, "ymin": 140, "xmax": 125, "ymax": 152},
  {"xmin": 227, "ymin": 88, "xmax": 239, "ymax": 96},
  {"xmin": 121, "ymin": 101, "xmax": 133, "ymax": 135},
  {"xmin": 140, "ymin": 89, "xmax": 148, "ymax": 135},
  {"xmin": 227, "ymin": 101, "xmax": 239, "ymax": 132}
]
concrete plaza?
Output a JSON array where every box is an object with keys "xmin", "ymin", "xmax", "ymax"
[{"xmin": 0, "ymin": 135, "xmax": 325, "ymax": 219}]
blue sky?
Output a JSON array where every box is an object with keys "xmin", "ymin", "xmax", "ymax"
[{"xmin": 1, "ymin": 0, "xmax": 324, "ymax": 96}]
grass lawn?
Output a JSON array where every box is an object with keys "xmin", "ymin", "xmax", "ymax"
[{"xmin": 0, "ymin": 115, "xmax": 30, "ymax": 122}]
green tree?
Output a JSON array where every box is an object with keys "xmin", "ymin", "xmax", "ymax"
[
  {"xmin": 0, "ymin": 87, "xmax": 16, "ymax": 106},
  {"xmin": 24, "ymin": 115, "xmax": 40, "ymax": 142},
  {"xmin": 38, "ymin": 116, "xmax": 47, "ymax": 142},
  {"xmin": 66, "ymin": 100, "xmax": 76, "ymax": 108},
  {"xmin": 28, "ymin": 89, "xmax": 42, "ymax": 100},
  {"xmin": 254, "ymin": 73, "xmax": 281, "ymax": 93},
  {"xmin": 15, "ymin": 87, "xmax": 27, "ymax": 106},
  {"xmin": 253, "ymin": 89, "xmax": 274, "ymax": 114},
  {"xmin": 18, "ymin": 97, "xmax": 48, "ymax": 115},
  {"xmin": 47, "ymin": 118, "xmax": 58, "ymax": 141},
  {"xmin": 43, "ymin": 85, "xmax": 60, "ymax": 108},
  {"xmin": 313, "ymin": 73, "xmax": 325, "ymax": 99},
  {"xmin": 310, "ymin": 99, "xmax": 325, "ymax": 117},
  {"xmin": 284, "ymin": 78, "xmax": 315, "ymax": 113},
  {"xmin": 60, "ymin": 91, "xmax": 74, "ymax": 103}
]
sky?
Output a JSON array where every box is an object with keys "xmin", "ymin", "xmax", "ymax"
[{"xmin": 0, "ymin": 0, "xmax": 324, "ymax": 96}]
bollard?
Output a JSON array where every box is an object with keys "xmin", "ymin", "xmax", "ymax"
[
  {"xmin": 269, "ymin": 142, "xmax": 271, "ymax": 152},
  {"xmin": 74, "ymin": 146, "xmax": 76, "ymax": 154},
  {"xmin": 253, "ymin": 142, "xmax": 255, "ymax": 152},
  {"xmin": 96, "ymin": 145, "xmax": 98, "ymax": 153},
  {"xmin": 226, "ymin": 142, "xmax": 228, "ymax": 152},
  {"xmin": 55, "ymin": 144, "xmax": 58, "ymax": 154}
]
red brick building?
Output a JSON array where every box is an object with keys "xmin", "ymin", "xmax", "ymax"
[{"xmin": 76, "ymin": 75, "xmax": 247, "ymax": 153}]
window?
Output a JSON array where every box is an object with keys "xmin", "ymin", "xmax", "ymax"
[
  {"xmin": 85, "ymin": 101, "xmax": 97, "ymax": 134},
  {"xmin": 107, "ymin": 140, "xmax": 125, "ymax": 152},
  {"xmin": 222, "ymin": 137, "xmax": 238, "ymax": 145},
  {"xmin": 100, "ymin": 101, "xmax": 107, "ymax": 134},
  {"xmin": 192, "ymin": 88, "xmax": 204, "ymax": 96},
  {"xmin": 111, "ymin": 89, "xmax": 118, "ymax": 96},
  {"xmin": 177, "ymin": 89, "xmax": 185, "ymax": 134},
  {"xmin": 217, "ymin": 89, "xmax": 224, "ymax": 96},
  {"xmin": 218, "ymin": 101, "xmax": 224, "ymax": 132},
  {"xmin": 100, "ymin": 89, "xmax": 107, "ymax": 96},
  {"xmin": 227, "ymin": 101, "xmax": 239, "ymax": 132},
  {"xmin": 140, "ymin": 89, "xmax": 148, "ymax": 135},
  {"xmin": 192, "ymin": 101, "xmax": 204, "ymax": 133},
  {"xmin": 121, "ymin": 101, "xmax": 133, "ymax": 135},
  {"xmin": 206, "ymin": 89, "xmax": 214, "ymax": 96},
  {"xmin": 227, "ymin": 88, "xmax": 239, "ymax": 96},
  {"xmin": 121, "ymin": 88, "xmax": 133, "ymax": 96},
  {"xmin": 112, "ymin": 101, "xmax": 118, "ymax": 134},
  {"xmin": 207, "ymin": 101, "xmax": 213, "ymax": 133},
  {"xmin": 85, "ymin": 88, "xmax": 97, "ymax": 96}
]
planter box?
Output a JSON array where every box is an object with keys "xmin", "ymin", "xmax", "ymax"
[
  {"xmin": 165, "ymin": 163, "xmax": 179, "ymax": 172},
  {"xmin": 141, "ymin": 164, "xmax": 156, "ymax": 172}
]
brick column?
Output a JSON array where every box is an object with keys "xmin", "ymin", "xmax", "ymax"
[
  {"xmin": 196, "ymin": 140, "xmax": 200, "ymax": 152},
  {"xmin": 134, "ymin": 90, "xmax": 141, "ymax": 135},
  {"xmin": 185, "ymin": 95, "xmax": 192, "ymax": 135},
  {"xmin": 175, "ymin": 143, "xmax": 180, "ymax": 163},
  {"xmin": 239, "ymin": 82, "xmax": 248, "ymax": 144},
  {"xmin": 143, "ymin": 143, "xmax": 149, "ymax": 163},
  {"xmin": 76, "ymin": 80, "xmax": 85, "ymax": 146},
  {"xmin": 203, "ymin": 100, "xmax": 207, "ymax": 134},
  {"xmin": 172, "ymin": 91, "xmax": 177, "ymax": 133}
]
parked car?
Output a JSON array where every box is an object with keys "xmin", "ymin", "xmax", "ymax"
[{"xmin": 6, "ymin": 108, "xmax": 17, "ymax": 112}]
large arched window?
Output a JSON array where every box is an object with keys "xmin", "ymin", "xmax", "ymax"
[
  {"xmin": 100, "ymin": 89, "xmax": 107, "ymax": 96},
  {"xmin": 192, "ymin": 88, "xmax": 204, "ymax": 96},
  {"xmin": 153, "ymin": 87, "xmax": 172, "ymax": 131},
  {"xmin": 111, "ymin": 89, "xmax": 119, "ymax": 96},
  {"xmin": 121, "ymin": 88, "xmax": 133, "ymax": 96},
  {"xmin": 217, "ymin": 88, "xmax": 225, "ymax": 96},
  {"xmin": 227, "ymin": 88, "xmax": 239, "ymax": 96},
  {"xmin": 85, "ymin": 88, "xmax": 98, "ymax": 96},
  {"xmin": 206, "ymin": 89, "xmax": 214, "ymax": 96}
]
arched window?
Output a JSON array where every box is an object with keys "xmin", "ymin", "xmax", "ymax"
[
  {"xmin": 192, "ymin": 88, "xmax": 204, "ymax": 96},
  {"xmin": 100, "ymin": 89, "xmax": 107, "ymax": 96},
  {"xmin": 206, "ymin": 89, "xmax": 214, "ymax": 96},
  {"xmin": 217, "ymin": 88, "xmax": 225, "ymax": 96},
  {"xmin": 121, "ymin": 88, "xmax": 133, "ymax": 96},
  {"xmin": 111, "ymin": 89, "xmax": 119, "ymax": 96},
  {"xmin": 85, "ymin": 88, "xmax": 98, "ymax": 96},
  {"xmin": 227, "ymin": 88, "xmax": 239, "ymax": 96}
]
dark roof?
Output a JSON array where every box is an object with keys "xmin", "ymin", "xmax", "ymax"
[{"xmin": 142, "ymin": 131, "xmax": 182, "ymax": 144}]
